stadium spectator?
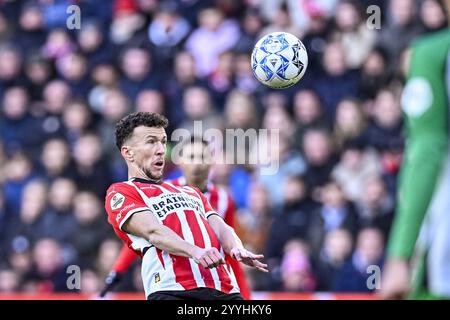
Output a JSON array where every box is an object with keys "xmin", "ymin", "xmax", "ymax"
[
  {"xmin": 42, "ymin": 178, "xmax": 77, "ymax": 244},
  {"xmin": 135, "ymin": 89, "xmax": 165, "ymax": 115},
  {"xmin": 5, "ymin": 180, "xmax": 48, "ymax": 256},
  {"xmin": 206, "ymin": 51, "xmax": 235, "ymax": 110},
  {"xmin": 237, "ymin": 182, "xmax": 272, "ymax": 256},
  {"xmin": 314, "ymin": 228, "xmax": 353, "ymax": 291},
  {"xmin": 72, "ymin": 134, "xmax": 112, "ymax": 197},
  {"xmin": 23, "ymin": 238, "xmax": 71, "ymax": 293},
  {"xmin": 80, "ymin": 269, "xmax": 102, "ymax": 295},
  {"xmin": 180, "ymin": 86, "xmax": 223, "ymax": 133},
  {"xmin": 419, "ymin": 0, "xmax": 448, "ymax": 33},
  {"xmin": 331, "ymin": 0, "xmax": 376, "ymax": 69},
  {"xmin": 266, "ymin": 176, "xmax": 315, "ymax": 262},
  {"xmin": 0, "ymin": 269, "xmax": 21, "ymax": 293},
  {"xmin": 185, "ymin": 7, "xmax": 240, "ymax": 77},
  {"xmin": 119, "ymin": 47, "xmax": 160, "ymax": 103},
  {"xmin": 95, "ymin": 239, "xmax": 123, "ymax": 279},
  {"xmin": 331, "ymin": 140, "xmax": 381, "ymax": 203},
  {"xmin": 358, "ymin": 47, "xmax": 391, "ymax": 101},
  {"xmin": 257, "ymin": 133, "xmax": 307, "ymax": 207},
  {"xmin": 362, "ymin": 88, "xmax": 404, "ymax": 151},
  {"xmin": 62, "ymin": 100, "xmax": 94, "ymax": 149},
  {"xmin": 301, "ymin": 128, "xmax": 338, "ymax": 191},
  {"xmin": 332, "ymin": 98, "xmax": 367, "ymax": 150},
  {"xmin": 77, "ymin": 20, "xmax": 114, "ymax": 69},
  {"xmin": 17, "ymin": 3, "xmax": 46, "ymax": 54},
  {"xmin": 233, "ymin": 52, "xmax": 260, "ymax": 94},
  {"xmin": 307, "ymin": 180, "xmax": 358, "ymax": 256},
  {"xmin": 332, "ymin": 227, "xmax": 385, "ymax": 292},
  {"xmin": 293, "ymin": 89, "xmax": 328, "ymax": 135},
  {"xmin": 259, "ymin": 3, "xmax": 303, "ymax": 39},
  {"xmin": 57, "ymin": 52, "xmax": 91, "ymax": 98},
  {"xmin": 0, "ymin": 86, "xmax": 38, "ymax": 155},
  {"xmin": 354, "ymin": 176, "xmax": 394, "ymax": 239},
  {"xmin": 147, "ymin": 1, "xmax": 191, "ymax": 70},
  {"xmin": 71, "ymin": 192, "xmax": 113, "ymax": 268},
  {"xmin": 39, "ymin": 138, "xmax": 74, "ymax": 181},
  {"xmin": 0, "ymin": 44, "xmax": 25, "ymax": 97},
  {"xmin": 278, "ymin": 239, "xmax": 316, "ymax": 292},
  {"xmin": 109, "ymin": 0, "xmax": 146, "ymax": 46},
  {"xmin": 3, "ymin": 153, "xmax": 37, "ymax": 216},
  {"xmin": 377, "ymin": 0, "xmax": 423, "ymax": 72},
  {"xmin": 24, "ymin": 55, "xmax": 54, "ymax": 101},
  {"xmin": 313, "ymin": 42, "xmax": 360, "ymax": 120},
  {"xmin": 234, "ymin": 8, "xmax": 263, "ymax": 54}
]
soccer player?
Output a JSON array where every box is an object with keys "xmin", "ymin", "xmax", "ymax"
[
  {"xmin": 380, "ymin": 0, "xmax": 450, "ymax": 299},
  {"xmin": 104, "ymin": 112, "xmax": 267, "ymax": 300},
  {"xmin": 100, "ymin": 136, "xmax": 251, "ymax": 299}
]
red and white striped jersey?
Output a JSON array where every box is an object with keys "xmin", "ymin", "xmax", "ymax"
[
  {"xmin": 105, "ymin": 177, "xmax": 240, "ymax": 297},
  {"xmin": 171, "ymin": 176, "xmax": 236, "ymax": 228}
]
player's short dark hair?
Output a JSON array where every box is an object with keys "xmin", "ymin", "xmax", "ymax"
[{"xmin": 115, "ymin": 112, "xmax": 168, "ymax": 150}]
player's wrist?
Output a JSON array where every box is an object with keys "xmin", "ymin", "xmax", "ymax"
[{"xmin": 187, "ymin": 244, "xmax": 202, "ymax": 259}]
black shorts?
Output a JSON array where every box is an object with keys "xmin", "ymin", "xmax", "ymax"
[{"xmin": 147, "ymin": 288, "xmax": 244, "ymax": 301}]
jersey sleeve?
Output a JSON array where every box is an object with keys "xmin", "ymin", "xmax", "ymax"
[
  {"xmin": 387, "ymin": 31, "xmax": 450, "ymax": 258},
  {"xmin": 105, "ymin": 183, "xmax": 150, "ymax": 232}
]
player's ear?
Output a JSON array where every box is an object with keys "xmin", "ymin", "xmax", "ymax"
[{"xmin": 121, "ymin": 145, "xmax": 134, "ymax": 162}]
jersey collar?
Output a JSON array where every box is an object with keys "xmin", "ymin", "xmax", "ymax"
[{"xmin": 131, "ymin": 177, "xmax": 163, "ymax": 185}]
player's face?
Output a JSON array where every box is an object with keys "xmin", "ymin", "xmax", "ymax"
[
  {"xmin": 129, "ymin": 126, "xmax": 167, "ymax": 180},
  {"xmin": 180, "ymin": 142, "xmax": 211, "ymax": 184}
]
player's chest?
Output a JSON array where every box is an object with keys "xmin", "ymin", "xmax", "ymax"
[{"xmin": 141, "ymin": 189, "xmax": 206, "ymax": 221}]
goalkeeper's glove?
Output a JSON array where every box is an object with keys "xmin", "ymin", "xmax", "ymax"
[{"xmin": 99, "ymin": 271, "xmax": 122, "ymax": 297}]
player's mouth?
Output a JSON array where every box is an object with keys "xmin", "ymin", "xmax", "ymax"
[{"xmin": 153, "ymin": 160, "xmax": 164, "ymax": 170}]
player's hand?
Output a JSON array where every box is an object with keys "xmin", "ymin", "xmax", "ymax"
[
  {"xmin": 379, "ymin": 258, "xmax": 410, "ymax": 300},
  {"xmin": 191, "ymin": 247, "xmax": 225, "ymax": 269},
  {"xmin": 99, "ymin": 271, "xmax": 122, "ymax": 298},
  {"xmin": 230, "ymin": 247, "xmax": 268, "ymax": 273}
]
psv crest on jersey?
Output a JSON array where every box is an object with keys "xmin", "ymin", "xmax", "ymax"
[{"xmin": 110, "ymin": 192, "xmax": 125, "ymax": 210}]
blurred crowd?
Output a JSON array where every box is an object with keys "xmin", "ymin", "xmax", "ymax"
[{"xmin": 0, "ymin": 0, "xmax": 448, "ymax": 295}]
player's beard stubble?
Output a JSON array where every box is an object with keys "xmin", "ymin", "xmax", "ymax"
[{"xmin": 142, "ymin": 162, "xmax": 164, "ymax": 182}]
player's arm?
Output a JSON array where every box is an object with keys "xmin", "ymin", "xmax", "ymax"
[
  {"xmin": 381, "ymin": 32, "xmax": 450, "ymax": 299},
  {"xmin": 207, "ymin": 214, "xmax": 268, "ymax": 273},
  {"xmin": 122, "ymin": 211, "xmax": 225, "ymax": 269}
]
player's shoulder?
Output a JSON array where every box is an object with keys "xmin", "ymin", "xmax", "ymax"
[{"xmin": 106, "ymin": 181, "xmax": 134, "ymax": 195}]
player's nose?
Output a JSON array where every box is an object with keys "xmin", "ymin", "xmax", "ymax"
[{"xmin": 155, "ymin": 141, "xmax": 166, "ymax": 155}]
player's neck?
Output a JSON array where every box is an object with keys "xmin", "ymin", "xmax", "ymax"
[{"xmin": 128, "ymin": 167, "xmax": 161, "ymax": 184}]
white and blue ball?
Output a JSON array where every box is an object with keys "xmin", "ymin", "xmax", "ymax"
[{"xmin": 251, "ymin": 32, "xmax": 308, "ymax": 89}]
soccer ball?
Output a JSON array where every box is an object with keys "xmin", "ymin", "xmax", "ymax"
[{"xmin": 251, "ymin": 32, "xmax": 308, "ymax": 89}]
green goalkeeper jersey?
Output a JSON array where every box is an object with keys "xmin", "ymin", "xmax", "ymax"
[{"xmin": 387, "ymin": 29, "xmax": 450, "ymax": 297}]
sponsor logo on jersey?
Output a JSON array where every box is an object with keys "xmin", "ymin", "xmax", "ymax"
[
  {"xmin": 110, "ymin": 192, "xmax": 125, "ymax": 210},
  {"xmin": 151, "ymin": 193, "xmax": 204, "ymax": 219}
]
